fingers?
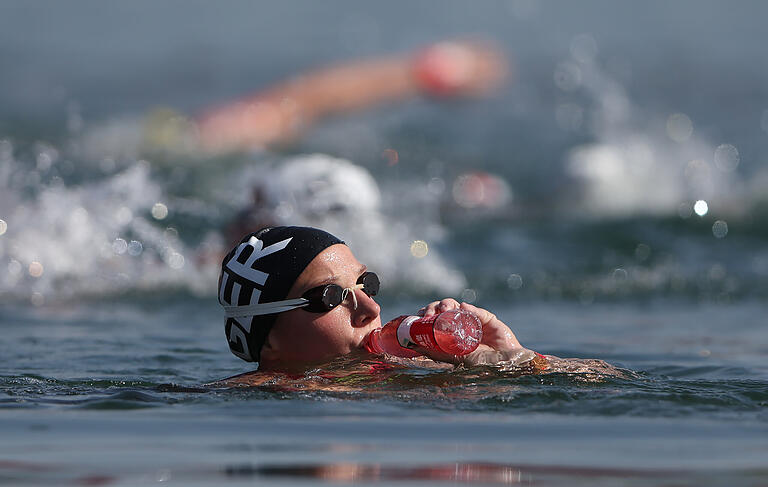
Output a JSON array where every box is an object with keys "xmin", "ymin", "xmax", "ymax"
[
  {"xmin": 459, "ymin": 302, "xmax": 497, "ymax": 324},
  {"xmin": 417, "ymin": 298, "xmax": 460, "ymax": 316},
  {"xmin": 460, "ymin": 302, "xmax": 522, "ymax": 351}
]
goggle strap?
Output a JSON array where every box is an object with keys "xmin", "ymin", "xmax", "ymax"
[
  {"xmin": 224, "ymin": 282, "xmax": 367, "ymax": 318},
  {"xmin": 223, "ymin": 298, "xmax": 309, "ymax": 318}
]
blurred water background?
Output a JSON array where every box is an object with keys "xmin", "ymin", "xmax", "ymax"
[{"xmin": 1, "ymin": 1, "xmax": 767, "ymax": 485}]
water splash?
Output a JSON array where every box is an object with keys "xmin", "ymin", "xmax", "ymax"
[
  {"xmin": 0, "ymin": 132, "xmax": 465, "ymax": 302},
  {"xmin": 561, "ymin": 41, "xmax": 750, "ymax": 218}
]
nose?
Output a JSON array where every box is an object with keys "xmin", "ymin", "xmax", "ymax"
[{"xmin": 350, "ymin": 288, "xmax": 380, "ymax": 328}]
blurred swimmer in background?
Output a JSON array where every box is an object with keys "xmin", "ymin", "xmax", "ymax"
[
  {"xmin": 177, "ymin": 40, "xmax": 509, "ymax": 238},
  {"xmin": 195, "ymin": 40, "xmax": 507, "ymax": 152},
  {"xmin": 138, "ymin": 39, "xmax": 506, "ymax": 156},
  {"xmin": 0, "ymin": 40, "xmax": 509, "ymax": 301},
  {"xmin": 184, "ymin": 40, "xmax": 510, "ymax": 294}
]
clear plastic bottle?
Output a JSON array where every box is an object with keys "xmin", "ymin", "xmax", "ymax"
[{"xmin": 365, "ymin": 309, "xmax": 482, "ymax": 357}]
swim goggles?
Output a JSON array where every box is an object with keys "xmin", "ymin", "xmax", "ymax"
[{"xmin": 224, "ymin": 272, "xmax": 379, "ymax": 318}]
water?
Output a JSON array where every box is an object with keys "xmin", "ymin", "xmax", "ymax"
[{"xmin": 2, "ymin": 1, "xmax": 768, "ymax": 485}]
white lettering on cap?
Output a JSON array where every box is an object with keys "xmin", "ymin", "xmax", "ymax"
[{"xmin": 223, "ymin": 236, "xmax": 292, "ymax": 304}]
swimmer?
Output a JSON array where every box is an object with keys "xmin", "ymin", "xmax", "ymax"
[
  {"xmin": 143, "ymin": 39, "xmax": 507, "ymax": 154},
  {"xmin": 217, "ymin": 226, "xmax": 547, "ymax": 383}
]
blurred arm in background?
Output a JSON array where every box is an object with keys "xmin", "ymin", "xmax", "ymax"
[{"xmin": 193, "ymin": 40, "xmax": 507, "ymax": 153}]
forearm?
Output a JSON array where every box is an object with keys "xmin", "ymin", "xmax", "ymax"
[
  {"xmin": 194, "ymin": 40, "xmax": 506, "ymax": 153},
  {"xmin": 196, "ymin": 56, "xmax": 417, "ymax": 152}
]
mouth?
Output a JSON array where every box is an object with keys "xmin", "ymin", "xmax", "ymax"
[{"xmin": 357, "ymin": 323, "xmax": 382, "ymax": 349}]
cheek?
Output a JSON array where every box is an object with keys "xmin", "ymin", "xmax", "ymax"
[{"xmin": 277, "ymin": 310, "xmax": 360, "ymax": 360}]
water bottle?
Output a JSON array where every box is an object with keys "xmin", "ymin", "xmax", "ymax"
[{"xmin": 365, "ymin": 309, "xmax": 482, "ymax": 357}]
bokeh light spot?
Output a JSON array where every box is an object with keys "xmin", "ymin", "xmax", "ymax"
[
  {"xmin": 152, "ymin": 203, "xmax": 169, "ymax": 220},
  {"xmin": 712, "ymin": 220, "xmax": 728, "ymax": 239},
  {"xmin": 554, "ymin": 62, "xmax": 582, "ymax": 92},
  {"xmin": 128, "ymin": 240, "xmax": 143, "ymax": 256},
  {"xmin": 709, "ymin": 263, "xmax": 726, "ymax": 281},
  {"xmin": 410, "ymin": 240, "xmax": 429, "ymax": 258},
  {"xmin": 714, "ymin": 144, "xmax": 739, "ymax": 172},
  {"xmin": 8, "ymin": 260, "xmax": 22, "ymax": 276},
  {"xmin": 0, "ymin": 219, "xmax": 6, "ymax": 236},
  {"xmin": 507, "ymin": 273, "xmax": 523, "ymax": 290},
  {"xmin": 612, "ymin": 268, "xmax": 628, "ymax": 282},
  {"xmin": 29, "ymin": 261, "xmax": 44, "ymax": 277},
  {"xmin": 452, "ymin": 172, "xmax": 511, "ymax": 209},
  {"xmin": 112, "ymin": 238, "xmax": 128, "ymax": 255},
  {"xmin": 460, "ymin": 288, "xmax": 477, "ymax": 303},
  {"xmin": 634, "ymin": 243, "xmax": 651, "ymax": 262},
  {"xmin": 666, "ymin": 113, "xmax": 693, "ymax": 142},
  {"xmin": 382, "ymin": 149, "xmax": 399, "ymax": 166},
  {"xmin": 30, "ymin": 292, "xmax": 45, "ymax": 307},
  {"xmin": 694, "ymin": 200, "xmax": 709, "ymax": 216},
  {"xmin": 167, "ymin": 252, "xmax": 185, "ymax": 270},
  {"xmin": 427, "ymin": 177, "xmax": 445, "ymax": 196}
]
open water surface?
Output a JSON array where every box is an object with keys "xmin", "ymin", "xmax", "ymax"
[{"xmin": 2, "ymin": 1, "xmax": 768, "ymax": 485}]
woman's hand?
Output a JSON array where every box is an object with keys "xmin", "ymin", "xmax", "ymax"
[
  {"xmin": 416, "ymin": 299, "xmax": 534, "ymax": 366},
  {"xmin": 458, "ymin": 302, "xmax": 521, "ymax": 352},
  {"xmin": 417, "ymin": 297, "xmax": 461, "ymax": 318}
]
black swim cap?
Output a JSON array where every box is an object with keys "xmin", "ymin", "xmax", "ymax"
[{"xmin": 218, "ymin": 226, "xmax": 344, "ymax": 362}]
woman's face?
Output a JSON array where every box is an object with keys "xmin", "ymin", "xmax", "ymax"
[{"xmin": 261, "ymin": 244, "xmax": 381, "ymax": 369}]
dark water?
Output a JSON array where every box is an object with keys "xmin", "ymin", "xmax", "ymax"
[{"xmin": 2, "ymin": 1, "xmax": 768, "ymax": 485}]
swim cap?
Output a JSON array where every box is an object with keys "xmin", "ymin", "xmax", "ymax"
[{"xmin": 218, "ymin": 226, "xmax": 344, "ymax": 362}]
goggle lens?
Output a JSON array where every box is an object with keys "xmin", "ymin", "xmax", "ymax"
[{"xmin": 301, "ymin": 271, "xmax": 379, "ymax": 313}]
